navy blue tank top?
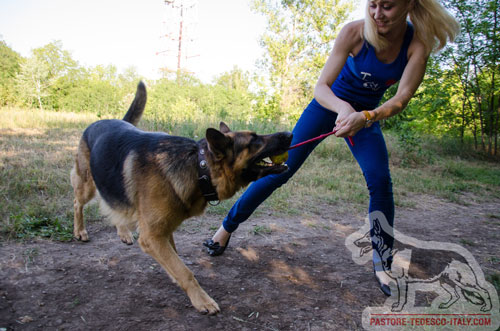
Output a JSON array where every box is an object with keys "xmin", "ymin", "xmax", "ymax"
[{"xmin": 312, "ymin": 22, "xmax": 414, "ymax": 110}]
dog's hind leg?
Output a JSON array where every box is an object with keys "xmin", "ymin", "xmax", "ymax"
[
  {"xmin": 98, "ymin": 200, "xmax": 135, "ymax": 245},
  {"xmin": 70, "ymin": 140, "xmax": 96, "ymax": 242},
  {"xmin": 138, "ymin": 228, "xmax": 219, "ymax": 315}
]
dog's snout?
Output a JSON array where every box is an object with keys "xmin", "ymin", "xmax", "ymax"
[{"xmin": 281, "ymin": 131, "xmax": 293, "ymax": 144}]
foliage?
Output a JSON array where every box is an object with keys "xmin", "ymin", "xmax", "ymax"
[
  {"xmin": 15, "ymin": 41, "xmax": 80, "ymax": 110},
  {"xmin": 376, "ymin": 0, "xmax": 500, "ymax": 155},
  {"xmin": 146, "ymin": 68, "xmax": 255, "ymax": 132},
  {"xmin": 0, "ymin": 40, "xmax": 21, "ymax": 106},
  {"xmin": 384, "ymin": 57, "xmax": 460, "ymax": 134},
  {"xmin": 442, "ymin": 0, "xmax": 500, "ymax": 155},
  {"xmin": 251, "ymin": 0, "xmax": 356, "ymax": 121},
  {"xmin": 0, "ymin": 39, "xmax": 256, "ymax": 127},
  {"xmin": 56, "ymin": 65, "xmax": 137, "ymax": 115},
  {"xmin": 3, "ymin": 214, "xmax": 73, "ymax": 241},
  {"xmin": 15, "ymin": 55, "xmax": 51, "ymax": 109}
]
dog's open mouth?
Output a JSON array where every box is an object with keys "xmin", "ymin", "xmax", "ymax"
[
  {"xmin": 255, "ymin": 156, "xmax": 286, "ymax": 167},
  {"xmin": 242, "ymin": 131, "xmax": 293, "ymax": 182},
  {"xmin": 252, "ymin": 151, "xmax": 289, "ymax": 174}
]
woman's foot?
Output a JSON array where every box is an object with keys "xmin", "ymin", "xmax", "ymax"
[
  {"xmin": 374, "ymin": 270, "xmax": 393, "ymax": 297},
  {"xmin": 203, "ymin": 226, "xmax": 231, "ymax": 256}
]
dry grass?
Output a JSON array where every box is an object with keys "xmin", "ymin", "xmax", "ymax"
[{"xmin": 0, "ymin": 108, "xmax": 101, "ymax": 240}]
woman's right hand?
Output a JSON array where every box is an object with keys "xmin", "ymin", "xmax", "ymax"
[{"xmin": 334, "ymin": 103, "xmax": 356, "ymax": 130}]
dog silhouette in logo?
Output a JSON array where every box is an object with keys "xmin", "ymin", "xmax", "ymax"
[{"xmin": 351, "ymin": 215, "xmax": 492, "ymax": 312}]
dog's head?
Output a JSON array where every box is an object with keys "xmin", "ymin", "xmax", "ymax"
[{"xmin": 205, "ymin": 122, "xmax": 293, "ymax": 198}]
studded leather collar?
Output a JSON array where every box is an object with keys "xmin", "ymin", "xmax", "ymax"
[{"xmin": 197, "ymin": 145, "xmax": 219, "ymax": 203}]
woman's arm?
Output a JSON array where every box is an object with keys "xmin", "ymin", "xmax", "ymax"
[
  {"xmin": 334, "ymin": 37, "xmax": 429, "ymax": 138},
  {"xmin": 369, "ymin": 39, "xmax": 429, "ymax": 122},
  {"xmin": 314, "ymin": 21, "xmax": 364, "ymax": 117}
]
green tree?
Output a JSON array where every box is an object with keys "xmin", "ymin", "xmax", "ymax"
[
  {"xmin": 58, "ymin": 65, "xmax": 127, "ymax": 114},
  {"xmin": 213, "ymin": 66, "xmax": 250, "ymax": 92},
  {"xmin": 0, "ymin": 40, "xmax": 21, "ymax": 106},
  {"xmin": 252, "ymin": 0, "xmax": 356, "ymax": 121},
  {"xmin": 32, "ymin": 40, "xmax": 78, "ymax": 81},
  {"xmin": 443, "ymin": 0, "xmax": 500, "ymax": 154},
  {"xmin": 16, "ymin": 56, "xmax": 51, "ymax": 109},
  {"xmin": 15, "ymin": 41, "xmax": 79, "ymax": 110},
  {"xmin": 384, "ymin": 0, "xmax": 499, "ymax": 156}
]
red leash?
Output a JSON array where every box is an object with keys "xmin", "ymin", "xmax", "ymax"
[{"xmin": 288, "ymin": 130, "xmax": 354, "ymax": 150}]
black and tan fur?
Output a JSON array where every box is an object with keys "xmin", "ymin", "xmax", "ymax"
[{"xmin": 70, "ymin": 81, "xmax": 292, "ymax": 314}]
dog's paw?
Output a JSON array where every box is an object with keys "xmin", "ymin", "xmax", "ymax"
[
  {"xmin": 190, "ymin": 291, "xmax": 220, "ymax": 315},
  {"xmin": 119, "ymin": 232, "xmax": 134, "ymax": 245},
  {"xmin": 74, "ymin": 230, "xmax": 89, "ymax": 242},
  {"xmin": 117, "ymin": 227, "xmax": 134, "ymax": 245}
]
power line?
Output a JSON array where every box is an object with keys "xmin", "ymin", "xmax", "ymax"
[{"xmin": 157, "ymin": 0, "xmax": 199, "ymax": 80}]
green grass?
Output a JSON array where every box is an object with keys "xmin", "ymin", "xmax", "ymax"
[
  {"xmin": 1, "ymin": 106, "xmax": 499, "ymax": 241},
  {"xmin": 251, "ymin": 225, "xmax": 272, "ymax": 236}
]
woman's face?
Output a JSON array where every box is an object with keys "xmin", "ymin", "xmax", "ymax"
[{"xmin": 368, "ymin": 0, "xmax": 411, "ymax": 35}]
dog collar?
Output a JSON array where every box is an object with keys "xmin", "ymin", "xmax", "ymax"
[{"xmin": 197, "ymin": 146, "xmax": 220, "ymax": 204}]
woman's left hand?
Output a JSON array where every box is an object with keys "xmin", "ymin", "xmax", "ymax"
[{"xmin": 334, "ymin": 111, "xmax": 366, "ymax": 138}]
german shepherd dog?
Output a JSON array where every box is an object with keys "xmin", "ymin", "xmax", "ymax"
[{"xmin": 70, "ymin": 82, "xmax": 292, "ymax": 314}]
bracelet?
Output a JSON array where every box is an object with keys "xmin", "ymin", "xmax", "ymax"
[{"xmin": 362, "ymin": 110, "xmax": 373, "ymax": 127}]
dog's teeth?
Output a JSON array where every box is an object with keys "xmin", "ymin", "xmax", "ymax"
[{"xmin": 256, "ymin": 158, "xmax": 275, "ymax": 167}]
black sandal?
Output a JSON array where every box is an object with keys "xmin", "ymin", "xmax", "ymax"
[{"xmin": 203, "ymin": 234, "xmax": 231, "ymax": 256}]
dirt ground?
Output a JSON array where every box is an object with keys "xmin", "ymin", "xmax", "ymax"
[{"xmin": 1, "ymin": 193, "xmax": 499, "ymax": 331}]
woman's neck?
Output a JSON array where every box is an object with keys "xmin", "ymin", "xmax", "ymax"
[{"xmin": 380, "ymin": 20, "xmax": 407, "ymax": 44}]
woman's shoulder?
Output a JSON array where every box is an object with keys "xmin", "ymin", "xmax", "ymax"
[
  {"xmin": 340, "ymin": 20, "xmax": 364, "ymax": 39},
  {"xmin": 336, "ymin": 20, "xmax": 365, "ymax": 55},
  {"xmin": 336, "ymin": 20, "xmax": 364, "ymax": 47}
]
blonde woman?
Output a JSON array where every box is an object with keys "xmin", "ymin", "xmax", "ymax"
[{"xmin": 204, "ymin": 0, "xmax": 459, "ymax": 296}]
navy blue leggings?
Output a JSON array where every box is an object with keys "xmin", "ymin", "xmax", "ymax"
[{"xmin": 223, "ymin": 100, "xmax": 394, "ymax": 269}]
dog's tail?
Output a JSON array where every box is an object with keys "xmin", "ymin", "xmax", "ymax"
[{"xmin": 123, "ymin": 81, "xmax": 147, "ymax": 126}]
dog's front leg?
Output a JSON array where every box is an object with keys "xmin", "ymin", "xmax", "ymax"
[{"xmin": 138, "ymin": 231, "xmax": 220, "ymax": 315}]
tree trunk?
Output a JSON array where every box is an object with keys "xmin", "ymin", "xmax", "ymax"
[
  {"xmin": 496, "ymin": 94, "xmax": 499, "ymax": 155},
  {"xmin": 488, "ymin": 70, "xmax": 495, "ymax": 155}
]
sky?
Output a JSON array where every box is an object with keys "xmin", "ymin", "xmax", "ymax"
[{"xmin": 0, "ymin": 0, "xmax": 364, "ymax": 83}]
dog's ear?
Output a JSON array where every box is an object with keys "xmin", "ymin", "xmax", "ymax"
[
  {"xmin": 219, "ymin": 122, "xmax": 231, "ymax": 134},
  {"xmin": 206, "ymin": 128, "xmax": 231, "ymax": 160}
]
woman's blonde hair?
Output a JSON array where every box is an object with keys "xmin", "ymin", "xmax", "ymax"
[{"xmin": 363, "ymin": 0, "xmax": 460, "ymax": 54}]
